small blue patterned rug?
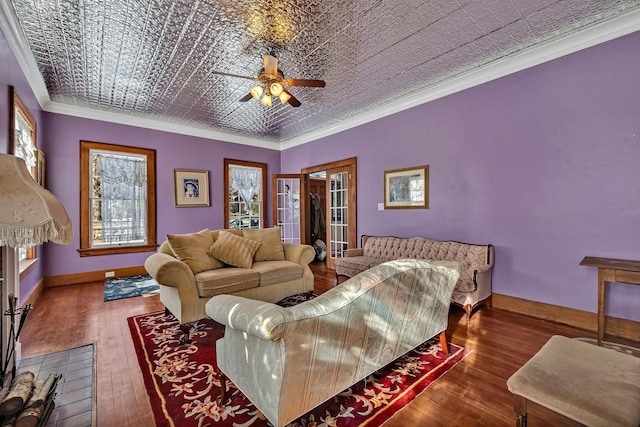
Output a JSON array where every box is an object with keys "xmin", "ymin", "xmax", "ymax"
[{"xmin": 104, "ymin": 274, "xmax": 160, "ymax": 302}]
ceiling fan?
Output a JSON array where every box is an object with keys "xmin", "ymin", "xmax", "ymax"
[{"xmin": 212, "ymin": 54, "xmax": 326, "ymax": 107}]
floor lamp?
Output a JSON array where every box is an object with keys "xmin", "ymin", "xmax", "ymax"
[{"xmin": 0, "ymin": 153, "xmax": 73, "ymax": 385}]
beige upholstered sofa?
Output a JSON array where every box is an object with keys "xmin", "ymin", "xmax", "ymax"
[
  {"xmin": 144, "ymin": 227, "xmax": 315, "ymax": 329},
  {"xmin": 335, "ymin": 235, "xmax": 494, "ymax": 322},
  {"xmin": 206, "ymin": 258, "xmax": 462, "ymax": 427}
]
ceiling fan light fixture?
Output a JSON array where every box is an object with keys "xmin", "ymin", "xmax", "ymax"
[
  {"xmin": 216, "ymin": 54, "xmax": 325, "ymax": 107},
  {"xmin": 279, "ymin": 91, "xmax": 291, "ymax": 104},
  {"xmin": 270, "ymin": 82, "xmax": 284, "ymax": 96},
  {"xmin": 250, "ymin": 85, "xmax": 264, "ymax": 99},
  {"xmin": 260, "ymin": 94, "xmax": 272, "ymax": 107}
]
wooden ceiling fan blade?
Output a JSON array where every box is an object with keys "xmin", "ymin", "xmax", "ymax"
[
  {"xmin": 283, "ymin": 89, "xmax": 301, "ymax": 107},
  {"xmin": 287, "ymin": 96, "xmax": 301, "ymax": 107},
  {"xmin": 283, "ymin": 78, "xmax": 326, "ymax": 87},
  {"xmin": 211, "ymin": 70, "xmax": 258, "ymax": 82},
  {"xmin": 239, "ymin": 92, "xmax": 253, "ymax": 102},
  {"xmin": 264, "ymin": 54, "xmax": 278, "ymax": 79}
]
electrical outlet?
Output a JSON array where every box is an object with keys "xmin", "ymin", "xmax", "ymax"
[{"xmin": 105, "ymin": 271, "xmax": 115, "ymax": 278}]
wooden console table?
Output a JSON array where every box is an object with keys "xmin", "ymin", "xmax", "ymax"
[{"xmin": 579, "ymin": 256, "xmax": 640, "ymax": 345}]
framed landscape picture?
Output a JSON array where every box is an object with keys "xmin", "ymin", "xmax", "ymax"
[
  {"xmin": 384, "ymin": 165, "xmax": 429, "ymax": 209},
  {"xmin": 174, "ymin": 169, "xmax": 210, "ymax": 207}
]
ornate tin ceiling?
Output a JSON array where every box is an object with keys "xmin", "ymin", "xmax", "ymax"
[{"xmin": 4, "ymin": 0, "xmax": 640, "ymax": 145}]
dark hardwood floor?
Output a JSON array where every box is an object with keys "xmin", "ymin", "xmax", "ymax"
[{"xmin": 18, "ymin": 261, "xmax": 630, "ymax": 426}]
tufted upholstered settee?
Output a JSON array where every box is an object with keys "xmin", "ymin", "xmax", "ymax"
[
  {"xmin": 335, "ymin": 235, "xmax": 494, "ymax": 322},
  {"xmin": 207, "ymin": 258, "xmax": 462, "ymax": 427}
]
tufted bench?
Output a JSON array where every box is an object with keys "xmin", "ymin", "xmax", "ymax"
[
  {"xmin": 335, "ymin": 235, "xmax": 494, "ymax": 322},
  {"xmin": 507, "ymin": 335, "xmax": 640, "ymax": 426}
]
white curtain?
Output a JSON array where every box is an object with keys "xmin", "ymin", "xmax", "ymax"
[
  {"xmin": 94, "ymin": 153, "xmax": 147, "ymax": 244},
  {"xmin": 231, "ymin": 167, "xmax": 260, "ymax": 214},
  {"xmin": 14, "ymin": 111, "xmax": 36, "ymax": 169}
]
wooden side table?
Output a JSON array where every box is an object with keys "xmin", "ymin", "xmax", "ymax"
[{"xmin": 579, "ymin": 256, "xmax": 640, "ymax": 345}]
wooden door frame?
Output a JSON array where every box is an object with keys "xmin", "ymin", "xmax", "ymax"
[{"xmin": 301, "ymin": 157, "xmax": 357, "ymax": 266}]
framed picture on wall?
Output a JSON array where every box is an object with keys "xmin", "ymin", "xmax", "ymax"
[
  {"xmin": 174, "ymin": 169, "xmax": 210, "ymax": 207},
  {"xmin": 384, "ymin": 165, "xmax": 429, "ymax": 209}
]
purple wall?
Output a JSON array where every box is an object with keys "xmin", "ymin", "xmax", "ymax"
[
  {"xmin": 2, "ymin": 23, "xmax": 640, "ymax": 322},
  {"xmin": 41, "ymin": 113, "xmax": 280, "ymax": 277},
  {"xmin": 281, "ymin": 31, "xmax": 640, "ymax": 321}
]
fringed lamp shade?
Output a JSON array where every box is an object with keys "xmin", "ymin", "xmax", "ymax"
[{"xmin": 0, "ymin": 153, "xmax": 73, "ymax": 247}]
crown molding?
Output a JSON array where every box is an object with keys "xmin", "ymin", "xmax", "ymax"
[
  {"xmin": 0, "ymin": 2, "xmax": 50, "ymax": 108},
  {"xmin": 44, "ymin": 101, "xmax": 279, "ymax": 149},
  {"xmin": 2, "ymin": 4, "xmax": 640, "ymax": 151}
]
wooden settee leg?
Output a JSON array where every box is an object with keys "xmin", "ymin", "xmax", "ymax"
[
  {"xmin": 439, "ymin": 331, "xmax": 449, "ymax": 355},
  {"xmin": 179, "ymin": 323, "xmax": 192, "ymax": 345},
  {"xmin": 513, "ymin": 395, "xmax": 527, "ymax": 427},
  {"xmin": 464, "ymin": 304, "xmax": 472, "ymax": 325},
  {"xmin": 217, "ymin": 369, "xmax": 228, "ymax": 405}
]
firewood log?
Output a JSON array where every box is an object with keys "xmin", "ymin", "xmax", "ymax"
[
  {"xmin": 10, "ymin": 378, "xmax": 47, "ymax": 427},
  {"xmin": 31, "ymin": 372, "xmax": 57, "ymax": 409},
  {"xmin": 23, "ymin": 380, "xmax": 44, "ymax": 409},
  {"xmin": 15, "ymin": 406, "xmax": 42, "ymax": 427},
  {"xmin": 0, "ymin": 372, "xmax": 34, "ymax": 416},
  {"xmin": 0, "ymin": 413, "xmax": 17, "ymax": 427}
]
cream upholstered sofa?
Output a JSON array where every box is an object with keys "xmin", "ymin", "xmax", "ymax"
[
  {"xmin": 144, "ymin": 227, "xmax": 315, "ymax": 328},
  {"xmin": 206, "ymin": 258, "xmax": 462, "ymax": 427},
  {"xmin": 335, "ymin": 235, "xmax": 494, "ymax": 322}
]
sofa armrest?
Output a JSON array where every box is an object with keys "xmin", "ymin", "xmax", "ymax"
[
  {"xmin": 144, "ymin": 252, "xmax": 196, "ymax": 290},
  {"xmin": 344, "ymin": 248, "xmax": 363, "ymax": 257},
  {"xmin": 207, "ymin": 295, "xmax": 286, "ymax": 340},
  {"xmin": 474, "ymin": 264, "xmax": 492, "ymax": 274},
  {"xmin": 473, "ymin": 267, "xmax": 493, "ymax": 300},
  {"xmin": 283, "ymin": 243, "xmax": 315, "ymax": 266}
]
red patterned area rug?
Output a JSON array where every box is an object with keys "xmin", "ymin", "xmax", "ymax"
[{"xmin": 128, "ymin": 293, "xmax": 467, "ymax": 427}]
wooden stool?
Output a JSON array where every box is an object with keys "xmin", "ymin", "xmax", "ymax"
[{"xmin": 506, "ymin": 335, "xmax": 640, "ymax": 427}]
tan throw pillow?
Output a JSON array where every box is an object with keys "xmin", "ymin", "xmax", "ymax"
[
  {"xmin": 243, "ymin": 227, "xmax": 285, "ymax": 262},
  {"xmin": 166, "ymin": 229, "xmax": 224, "ymax": 273},
  {"xmin": 209, "ymin": 231, "xmax": 261, "ymax": 269},
  {"xmin": 158, "ymin": 241, "xmax": 175, "ymax": 256}
]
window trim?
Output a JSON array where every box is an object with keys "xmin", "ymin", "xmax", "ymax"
[
  {"xmin": 224, "ymin": 159, "xmax": 267, "ymax": 230},
  {"xmin": 78, "ymin": 140, "xmax": 157, "ymax": 257},
  {"xmin": 10, "ymin": 86, "xmax": 37, "ymax": 262}
]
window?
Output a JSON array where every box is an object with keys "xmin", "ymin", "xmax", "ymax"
[
  {"xmin": 9, "ymin": 87, "xmax": 37, "ymax": 263},
  {"xmin": 79, "ymin": 141, "xmax": 156, "ymax": 256},
  {"xmin": 224, "ymin": 159, "xmax": 267, "ymax": 230}
]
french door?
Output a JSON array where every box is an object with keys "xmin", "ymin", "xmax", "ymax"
[
  {"xmin": 272, "ymin": 174, "xmax": 308, "ymax": 244},
  {"xmin": 274, "ymin": 159, "xmax": 357, "ymax": 269},
  {"xmin": 324, "ymin": 166, "xmax": 356, "ymax": 269},
  {"xmin": 301, "ymin": 158, "xmax": 357, "ymax": 270}
]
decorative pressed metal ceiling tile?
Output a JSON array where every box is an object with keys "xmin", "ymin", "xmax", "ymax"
[{"xmin": 7, "ymin": 0, "xmax": 640, "ymax": 142}]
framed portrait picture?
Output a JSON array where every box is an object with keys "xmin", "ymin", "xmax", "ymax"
[
  {"xmin": 174, "ymin": 169, "xmax": 210, "ymax": 207},
  {"xmin": 384, "ymin": 165, "xmax": 429, "ymax": 209}
]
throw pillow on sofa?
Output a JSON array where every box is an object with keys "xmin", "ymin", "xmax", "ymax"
[
  {"xmin": 209, "ymin": 231, "xmax": 261, "ymax": 269},
  {"xmin": 243, "ymin": 226, "xmax": 286, "ymax": 262},
  {"xmin": 166, "ymin": 228, "xmax": 225, "ymax": 274}
]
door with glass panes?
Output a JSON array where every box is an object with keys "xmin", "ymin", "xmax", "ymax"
[
  {"xmin": 272, "ymin": 174, "xmax": 308, "ymax": 244},
  {"xmin": 275, "ymin": 159, "xmax": 356, "ymax": 269}
]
